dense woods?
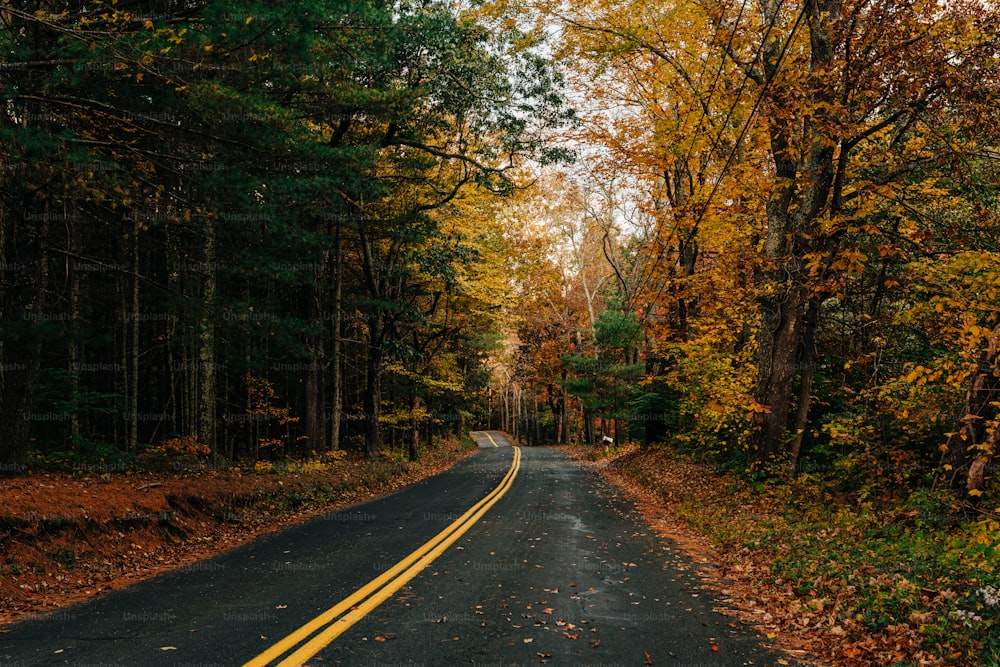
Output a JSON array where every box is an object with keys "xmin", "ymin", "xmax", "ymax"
[
  {"xmin": 495, "ymin": 0, "xmax": 1000, "ymax": 501},
  {"xmin": 3, "ymin": 0, "xmax": 1000, "ymax": 509},
  {"xmin": 0, "ymin": 0, "xmax": 570, "ymax": 468}
]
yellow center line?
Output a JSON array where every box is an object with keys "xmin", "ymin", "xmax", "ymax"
[
  {"xmin": 483, "ymin": 431, "xmax": 500, "ymax": 447},
  {"xmin": 243, "ymin": 446, "xmax": 521, "ymax": 667}
]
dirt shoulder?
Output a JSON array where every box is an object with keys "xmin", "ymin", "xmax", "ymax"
[{"xmin": 0, "ymin": 442, "xmax": 476, "ymax": 626}]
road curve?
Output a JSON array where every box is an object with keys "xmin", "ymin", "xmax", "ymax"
[
  {"xmin": 1, "ymin": 438, "xmax": 800, "ymax": 666},
  {"xmin": 470, "ymin": 430, "xmax": 515, "ymax": 449}
]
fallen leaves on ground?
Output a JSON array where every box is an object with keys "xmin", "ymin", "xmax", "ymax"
[
  {"xmin": 0, "ymin": 442, "xmax": 476, "ymax": 625},
  {"xmin": 563, "ymin": 445, "xmax": 992, "ymax": 667}
]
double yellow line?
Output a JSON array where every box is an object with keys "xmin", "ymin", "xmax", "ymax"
[
  {"xmin": 243, "ymin": 446, "xmax": 521, "ymax": 666},
  {"xmin": 474, "ymin": 430, "xmax": 500, "ymax": 447}
]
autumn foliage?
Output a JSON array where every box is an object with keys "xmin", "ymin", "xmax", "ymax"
[{"xmin": 493, "ymin": 0, "xmax": 1000, "ymax": 496}]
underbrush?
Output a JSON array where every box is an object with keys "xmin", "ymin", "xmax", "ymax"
[{"xmin": 608, "ymin": 446, "xmax": 1000, "ymax": 666}]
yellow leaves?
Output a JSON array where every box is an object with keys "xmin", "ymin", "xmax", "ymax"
[
  {"xmin": 904, "ymin": 367, "xmax": 926, "ymax": 385},
  {"xmin": 877, "ymin": 244, "xmax": 906, "ymax": 260},
  {"xmin": 829, "ymin": 249, "xmax": 868, "ymax": 274},
  {"xmin": 803, "ymin": 250, "xmax": 829, "ymax": 276},
  {"xmin": 746, "ymin": 401, "xmax": 771, "ymax": 422}
]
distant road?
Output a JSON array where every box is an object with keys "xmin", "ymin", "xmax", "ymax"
[
  {"xmin": 1, "ymin": 432, "xmax": 797, "ymax": 665},
  {"xmin": 470, "ymin": 429, "xmax": 512, "ymax": 448}
]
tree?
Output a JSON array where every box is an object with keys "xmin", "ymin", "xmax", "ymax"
[
  {"xmin": 0, "ymin": 0, "xmax": 571, "ymax": 469},
  {"xmin": 545, "ymin": 0, "xmax": 1000, "ymax": 477}
]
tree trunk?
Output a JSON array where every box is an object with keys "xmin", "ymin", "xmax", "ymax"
[
  {"xmin": 789, "ymin": 300, "xmax": 820, "ymax": 473},
  {"xmin": 364, "ymin": 335, "xmax": 383, "ymax": 458},
  {"xmin": 329, "ymin": 217, "xmax": 343, "ymax": 451},
  {"xmin": 409, "ymin": 393, "xmax": 420, "ymax": 461},
  {"xmin": 305, "ymin": 282, "xmax": 325, "ymax": 453},
  {"xmin": 533, "ymin": 395, "xmax": 540, "ymax": 445},
  {"xmin": 752, "ymin": 283, "xmax": 808, "ymax": 468},
  {"xmin": 750, "ymin": 0, "xmax": 840, "ymax": 471},
  {"xmin": 197, "ymin": 220, "xmax": 216, "ymax": 450},
  {"xmin": 127, "ymin": 213, "xmax": 140, "ymax": 451},
  {"xmin": 939, "ymin": 316, "xmax": 1000, "ymax": 496},
  {"xmin": 69, "ymin": 216, "xmax": 82, "ymax": 444},
  {"xmin": 305, "ymin": 352, "xmax": 322, "ymax": 454}
]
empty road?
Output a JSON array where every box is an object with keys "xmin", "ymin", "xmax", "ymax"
[{"xmin": 1, "ymin": 432, "xmax": 796, "ymax": 666}]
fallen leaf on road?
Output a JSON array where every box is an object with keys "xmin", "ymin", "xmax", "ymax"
[
  {"xmin": 523, "ymin": 637, "xmax": 534, "ymax": 643},
  {"xmin": 590, "ymin": 639, "xmax": 601, "ymax": 648},
  {"xmin": 644, "ymin": 651, "xmax": 653, "ymax": 664},
  {"xmin": 160, "ymin": 646, "xmax": 177, "ymax": 651}
]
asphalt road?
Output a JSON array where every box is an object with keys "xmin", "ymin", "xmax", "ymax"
[{"xmin": 1, "ymin": 433, "xmax": 798, "ymax": 666}]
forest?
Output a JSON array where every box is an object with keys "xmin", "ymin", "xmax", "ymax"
[
  {"xmin": 503, "ymin": 0, "xmax": 1000, "ymax": 502},
  {"xmin": 2, "ymin": 0, "xmax": 1000, "ymax": 506},
  {"xmin": 0, "ymin": 0, "xmax": 573, "ymax": 467},
  {"xmin": 2, "ymin": 1, "xmax": 1000, "ymax": 662}
]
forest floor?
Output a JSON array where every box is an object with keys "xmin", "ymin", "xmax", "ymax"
[
  {"xmin": 567, "ymin": 444, "xmax": 1000, "ymax": 667},
  {"xmin": 0, "ymin": 440, "xmax": 476, "ymax": 626}
]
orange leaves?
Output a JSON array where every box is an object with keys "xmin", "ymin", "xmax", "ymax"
[{"xmin": 828, "ymin": 249, "xmax": 868, "ymax": 274}]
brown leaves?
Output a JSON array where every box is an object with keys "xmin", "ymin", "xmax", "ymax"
[{"xmin": 0, "ymin": 442, "xmax": 477, "ymax": 625}]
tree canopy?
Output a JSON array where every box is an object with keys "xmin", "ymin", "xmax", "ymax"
[
  {"xmin": 4, "ymin": 0, "xmax": 1000, "ymax": 514},
  {"xmin": 0, "ymin": 0, "xmax": 571, "ymax": 468}
]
